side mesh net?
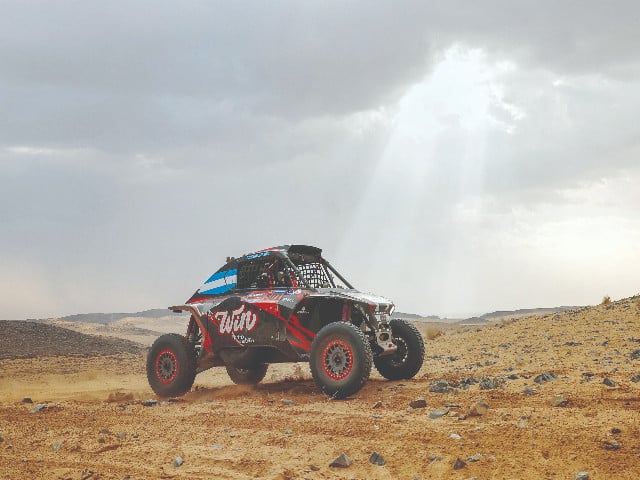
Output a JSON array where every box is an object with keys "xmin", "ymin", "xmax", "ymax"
[
  {"xmin": 295, "ymin": 262, "xmax": 331, "ymax": 288},
  {"xmin": 237, "ymin": 258, "xmax": 332, "ymax": 289}
]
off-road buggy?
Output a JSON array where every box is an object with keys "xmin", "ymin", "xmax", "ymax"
[{"xmin": 147, "ymin": 245, "xmax": 425, "ymax": 399}]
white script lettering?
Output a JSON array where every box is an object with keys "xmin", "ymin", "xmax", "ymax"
[{"xmin": 214, "ymin": 304, "xmax": 258, "ymax": 335}]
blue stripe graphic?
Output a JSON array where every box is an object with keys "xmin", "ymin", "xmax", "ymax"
[
  {"xmin": 200, "ymin": 283, "xmax": 237, "ymax": 295},
  {"xmin": 204, "ymin": 269, "xmax": 237, "ymax": 284}
]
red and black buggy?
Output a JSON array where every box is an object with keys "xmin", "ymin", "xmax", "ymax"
[{"xmin": 146, "ymin": 245, "xmax": 425, "ymax": 399}]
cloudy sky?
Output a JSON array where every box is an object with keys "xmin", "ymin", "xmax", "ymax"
[{"xmin": 1, "ymin": 1, "xmax": 639, "ymax": 319}]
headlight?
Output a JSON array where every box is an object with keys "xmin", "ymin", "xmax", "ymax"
[{"xmin": 375, "ymin": 304, "xmax": 394, "ymax": 314}]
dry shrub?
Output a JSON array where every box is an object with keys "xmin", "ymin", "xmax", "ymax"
[
  {"xmin": 601, "ymin": 295, "xmax": 612, "ymax": 306},
  {"xmin": 424, "ymin": 326, "xmax": 444, "ymax": 340},
  {"xmin": 635, "ymin": 297, "xmax": 640, "ymax": 309}
]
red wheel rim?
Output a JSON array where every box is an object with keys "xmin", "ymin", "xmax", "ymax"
[
  {"xmin": 155, "ymin": 349, "xmax": 178, "ymax": 384},
  {"xmin": 321, "ymin": 339, "xmax": 353, "ymax": 380}
]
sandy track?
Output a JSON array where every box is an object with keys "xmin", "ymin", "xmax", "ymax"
[{"xmin": 1, "ymin": 298, "xmax": 639, "ymax": 479}]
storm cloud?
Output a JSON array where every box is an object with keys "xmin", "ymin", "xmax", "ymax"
[{"xmin": 1, "ymin": 1, "xmax": 639, "ymax": 318}]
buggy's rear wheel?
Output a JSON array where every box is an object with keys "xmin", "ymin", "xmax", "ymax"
[
  {"xmin": 310, "ymin": 322, "xmax": 372, "ymax": 399},
  {"xmin": 146, "ymin": 333, "xmax": 197, "ymax": 397},
  {"xmin": 225, "ymin": 364, "xmax": 269, "ymax": 385}
]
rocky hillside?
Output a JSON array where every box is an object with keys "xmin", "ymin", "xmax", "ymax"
[{"xmin": 0, "ymin": 321, "xmax": 143, "ymax": 359}]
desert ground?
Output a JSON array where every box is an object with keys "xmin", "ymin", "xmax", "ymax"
[{"xmin": 1, "ymin": 297, "xmax": 639, "ymax": 479}]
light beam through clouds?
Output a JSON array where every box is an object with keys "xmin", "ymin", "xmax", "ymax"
[{"xmin": 339, "ymin": 47, "xmax": 521, "ymax": 315}]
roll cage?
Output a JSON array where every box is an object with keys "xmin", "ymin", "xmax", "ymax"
[{"xmin": 233, "ymin": 247, "xmax": 353, "ymax": 292}]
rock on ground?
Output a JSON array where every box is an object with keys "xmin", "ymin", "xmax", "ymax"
[
  {"xmin": 329, "ymin": 453, "xmax": 351, "ymax": 468},
  {"xmin": 409, "ymin": 397, "xmax": 427, "ymax": 409},
  {"xmin": 468, "ymin": 400, "xmax": 489, "ymax": 417},
  {"xmin": 534, "ymin": 372, "xmax": 558, "ymax": 384},
  {"xmin": 429, "ymin": 380, "xmax": 451, "ymax": 393},
  {"xmin": 369, "ymin": 452, "xmax": 386, "ymax": 466},
  {"xmin": 453, "ymin": 458, "xmax": 466, "ymax": 470}
]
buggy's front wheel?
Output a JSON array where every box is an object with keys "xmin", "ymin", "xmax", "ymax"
[
  {"xmin": 373, "ymin": 319, "xmax": 424, "ymax": 380},
  {"xmin": 310, "ymin": 322, "xmax": 372, "ymax": 399}
]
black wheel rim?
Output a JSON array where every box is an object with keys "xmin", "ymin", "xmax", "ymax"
[{"xmin": 389, "ymin": 337, "xmax": 408, "ymax": 367}]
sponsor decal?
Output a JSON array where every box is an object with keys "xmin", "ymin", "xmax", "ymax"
[
  {"xmin": 233, "ymin": 334, "xmax": 255, "ymax": 344},
  {"xmin": 243, "ymin": 290, "xmax": 304, "ymax": 304},
  {"xmin": 256, "ymin": 292, "xmax": 286, "ymax": 302},
  {"xmin": 208, "ymin": 304, "xmax": 259, "ymax": 346},
  {"xmin": 213, "ymin": 304, "xmax": 258, "ymax": 336},
  {"xmin": 243, "ymin": 292, "xmax": 266, "ymax": 302},
  {"xmin": 246, "ymin": 252, "xmax": 269, "ymax": 260}
]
